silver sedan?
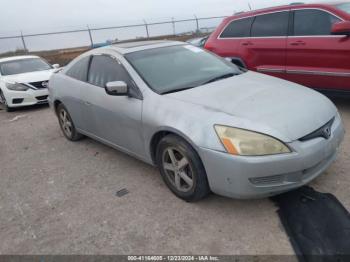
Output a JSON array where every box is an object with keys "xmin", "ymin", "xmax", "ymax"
[{"xmin": 49, "ymin": 41, "xmax": 344, "ymax": 201}]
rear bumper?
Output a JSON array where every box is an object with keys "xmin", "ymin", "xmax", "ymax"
[
  {"xmin": 198, "ymin": 115, "xmax": 345, "ymax": 199},
  {"xmin": 5, "ymin": 88, "xmax": 49, "ymax": 108}
]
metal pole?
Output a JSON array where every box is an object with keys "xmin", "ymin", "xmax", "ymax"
[
  {"xmin": 20, "ymin": 31, "xmax": 27, "ymax": 52},
  {"xmin": 172, "ymin": 17, "xmax": 176, "ymax": 36},
  {"xmin": 87, "ymin": 25, "xmax": 94, "ymax": 48},
  {"xmin": 143, "ymin": 19, "xmax": 150, "ymax": 39},
  {"xmin": 194, "ymin": 15, "xmax": 199, "ymax": 34}
]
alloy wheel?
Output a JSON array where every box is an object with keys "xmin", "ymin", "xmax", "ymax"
[
  {"xmin": 162, "ymin": 147, "xmax": 194, "ymax": 193},
  {"xmin": 59, "ymin": 109, "xmax": 73, "ymax": 138}
]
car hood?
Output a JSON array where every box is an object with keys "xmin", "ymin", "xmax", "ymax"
[
  {"xmin": 1, "ymin": 69, "xmax": 54, "ymax": 84},
  {"xmin": 167, "ymin": 71, "xmax": 337, "ymax": 141}
]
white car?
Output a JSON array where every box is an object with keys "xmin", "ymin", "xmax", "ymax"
[{"xmin": 0, "ymin": 55, "xmax": 59, "ymax": 111}]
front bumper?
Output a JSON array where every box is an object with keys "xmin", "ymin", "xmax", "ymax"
[
  {"xmin": 5, "ymin": 88, "xmax": 49, "ymax": 108},
  {"xmin": 198, "ymin": 115, "xmax": 345, "ymax": 199}
]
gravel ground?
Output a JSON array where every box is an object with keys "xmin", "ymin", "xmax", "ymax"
[{"xmin": 0, "ymin": 97, "xmax": 349, "ymax": 255}]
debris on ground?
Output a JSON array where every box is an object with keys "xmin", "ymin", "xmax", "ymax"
[
  {"xmin": 272, "ymin": 186, "xmax": 350, "ymax": 261},
  {"xmin": 8, "ymin": 115, "xmax": 28, "ymax": 122},
  {"xmin": 116, "ymin": 188, "xmax": 129, "ymax": 197}
]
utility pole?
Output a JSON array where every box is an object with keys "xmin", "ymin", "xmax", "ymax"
[{"xmin": 87, "ymin": 25, "xmax": 94, "ymax": 48}]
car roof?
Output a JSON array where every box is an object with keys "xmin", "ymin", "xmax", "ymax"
[
  {"xmin": 104, "ymin": 40, "xmax": 185, "ymax": 55},
  {"xmin": 324, "ymin": 1, "xmax": 350, "ymax": 5},
  {"xmin": 0, "ymin": 55, "xmax": 40, "ymax": 63},
  {"xmin": 227, "ymin": 1, "xmax": 349, "ymax": 20}
]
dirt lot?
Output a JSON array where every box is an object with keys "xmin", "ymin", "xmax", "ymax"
[
  {"xmin": 0, "ymin": 34, "xmax": 208, "ymax": 66},
  {"xmin": 0, "ymin": 97, "xmax": 349, "ymax": 255}
]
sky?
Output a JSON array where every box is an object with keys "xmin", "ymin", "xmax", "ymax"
[{"xmin": 0, "ymin": 0, "xmax": 324, "ymax": 52}]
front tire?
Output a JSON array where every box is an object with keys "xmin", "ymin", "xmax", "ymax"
[
  {"xmin": 57, "ymin": 104, "xmax": 83, "ymax": 141},
  {"xmin": 0, "ymin": 90, "xmax": 13, "ymax": 112},
  {"xmin": 156, "ymin": 135, "xmax": 210, "ymax": 202}
]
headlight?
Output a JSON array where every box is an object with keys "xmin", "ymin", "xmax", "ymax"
[
  {"xmin": 215, "ymin": 125, "xmax": 291, "ymax": 156},
  {"xmin": 5, "ymin": 82, "xmax": 29, "ymax": 91}
]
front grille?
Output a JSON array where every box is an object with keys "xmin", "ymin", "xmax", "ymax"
[
  {"xmin": 29, "ymin": 81, "xmax": 48, "ymax": 89},
  {"xmin": 12, "ymin": 98, "xmax": 24, "ymax": 104},
  {"xmin": 299, "ymin": 118, "xmax": 335, "ymax": 142},
  {"xmin": 36, "ymin": 95, "xmax": 48, "ymax": 101},
  {"xmin": 249, "ymin": 174, "xmax": 284, "ymax": 186}
]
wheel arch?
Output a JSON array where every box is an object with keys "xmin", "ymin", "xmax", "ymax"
[
  {"xmin": 149, "ymin": 128, "xmax": 200, "ymax": 165},
  {"xmin": 0, "ymin": 87, "xmax": 11, "ymax": 110},
  {"xmin": 0, "ymin": 87, "xmax": 6, "ymax": 96},
  {"xmin": 53, "ymin": 99, "xmax": 62, "ymax": 115}
]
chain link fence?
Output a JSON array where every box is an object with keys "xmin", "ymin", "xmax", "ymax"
[{"xmin": 0, "ymin": 15, "xmax": 228, "ymax": 54}]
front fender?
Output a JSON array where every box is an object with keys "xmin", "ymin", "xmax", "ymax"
[
  {"xmin": 141, "ymin": 90, "xmax": 291, "ymax": 163},
  {"xmin": 142, "ymin": 94, "xmax": 232, "ymax": 161}
]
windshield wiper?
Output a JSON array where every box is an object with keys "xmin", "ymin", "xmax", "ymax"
[
  {"xmin": 161, "ymin": 72, "xmax": 237, "ymax": 95},
  {"xmin": 202, "ymin": 72, "xmax": 237, "ymax": 85},
  {"xmin": 161, "ymin": 86, "xmax": 197, "ymax": 95}
]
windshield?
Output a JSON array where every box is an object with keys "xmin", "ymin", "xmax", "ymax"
[
  {"xmin": 0, "ymin": 58, "xmax": 52, "ymax": 76},
  {"xmin": 125, "ymin": 45, "xmax": 241, "ymax": 94},
  {"xmin": 335, "ymin": 3, "xmax": 350, "ymax": 14}
]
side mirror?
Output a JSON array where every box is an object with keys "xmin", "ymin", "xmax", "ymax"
[
  {"xmin": 105, "ymin": 81, "xmax": 128, "ymax": 96},
  {"xmin": 331, "ymin": 21, "xmax": 350, "ymax": 36},
  {"xmin": 52, "ymin": 64, "xmax": 60, "ymax": 69},
  {"xmin": 199, "ymin": 36, "xmax": 209, "ymax": 47}
]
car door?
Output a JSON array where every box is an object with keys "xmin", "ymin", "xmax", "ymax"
[
  {"xmin": 238, "ymin": 11, "xmax": 290, "ymax": 78},
  {"xmin": 63, "ymin": 55, "xmax": 91, "ymax": 130},
  {"xmin": 81, "ymin": 53, "xmax": 145, "ymax": 156},
  {"xmin": 209, "ymin": 16, "xmax": 254, "ymax": 60},
  {"xmin": 286, "ymin": 8, "xmax": 350, "ymax": 91}
]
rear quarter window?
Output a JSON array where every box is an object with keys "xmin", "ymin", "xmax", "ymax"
[
  {"xmin": 65, "ymin": 56, "xmax": 90, "ymax": 82},
  {"xmin": 293, "ymin": 9, "xmax": 341, "ymax": 36},
  {"xmin": 220, "ymin": 17, "xmax": 254, "ymax": 38}
]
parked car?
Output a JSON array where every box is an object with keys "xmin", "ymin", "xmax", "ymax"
[
  {"xmin": 49, "ymin": 41, "xmax": 344, "ymax": 201},
  {"xmin": 205, "ymin": 2, "xmax": 350, "ymax": 94},
  {"xmin": 187, "ymin": 36, "xmax": 209, "ymax": 47},
  {"xmin": 0, "ymin": 55, "xmax": 59, "ymax": 111}
]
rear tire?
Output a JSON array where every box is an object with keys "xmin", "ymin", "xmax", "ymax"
[
  {"xmin": 0, "ymin": 90, "xmax": 13, "ymax": 112},
  {"xmin": 156, "ymin": 135, "xmax": 210, "ymax": 202},
  {"xmin": 57, "ymin": 104, "xmax": 83, "ymax": 141}
]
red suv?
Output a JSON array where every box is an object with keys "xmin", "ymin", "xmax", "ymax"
[{"xmin": 205, "ymin": 2, "xmax": 350, "ymax": 94}]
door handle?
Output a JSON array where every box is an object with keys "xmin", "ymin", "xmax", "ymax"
[
  {"xmin": 84, "ymin": 101, "xmax": 92, "ymax": 106},
  {"xmin": 290, "ymin": 41, "xmax": 306, "ymax": 46},
  {"xmin": 241, "ymin": 41, "xmax": 253, "ymax": 46}
]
